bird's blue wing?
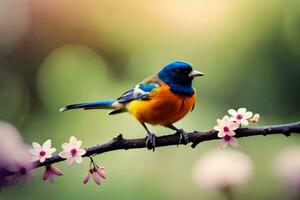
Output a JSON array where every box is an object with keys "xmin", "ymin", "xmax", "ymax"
[{"xmin": 117, "ymin": 83, "xmax": 159, "ymax": 103}]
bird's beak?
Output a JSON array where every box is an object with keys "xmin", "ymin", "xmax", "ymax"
[{"xmin": 189, "ymin": 69, "xmax": 204, "ymax": 78}]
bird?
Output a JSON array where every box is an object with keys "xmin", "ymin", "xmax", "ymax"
[{"xmin": 60, "ymin": 61, "xmax": 204, "ymax": 151}]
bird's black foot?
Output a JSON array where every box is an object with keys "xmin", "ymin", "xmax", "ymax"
[
  {"xmin": 146, "ymin": 133, "xmax": 156, "ymax": 151},
  {"xmin": 175, "ymin": 129, "xmax": 189, "ymax": 145}
]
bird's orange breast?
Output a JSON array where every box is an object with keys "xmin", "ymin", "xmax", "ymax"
[{"xmin": 126, "ymin": 84, "xmax": 195, "ymax": 126}]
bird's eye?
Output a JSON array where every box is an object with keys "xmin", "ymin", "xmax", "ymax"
[{"xmin": 175, "ymin": 69, "xmax": 181, "ymax": 73}]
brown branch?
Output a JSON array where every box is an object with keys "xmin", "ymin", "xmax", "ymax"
[{"xmin": 33, "ymin": 121, "xmax": 300, "ymax": 169}]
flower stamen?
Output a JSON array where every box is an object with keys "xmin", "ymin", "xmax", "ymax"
[
  {"xmin": 71, "ymin": 148, "xmax": 77, "ymax": 157},
  {"xmin": 223, "ymin": 126, "xmax": 229, "ymax": 132},
  {"xmin": 236, "ymin": 114, "xmax": 243, "ymax": 120},
  {"xmin": 39, "ymin": 150, "xmax": 46, "ymax": 157}
]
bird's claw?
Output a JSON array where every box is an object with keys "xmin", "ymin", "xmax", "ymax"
[
  {"xmin": 146, "ymin": 133, "xmax": 156, "ymax": 151},
  {"xmin": 176, "ymin": 129, "xmax": 189, "ymax": 145}
]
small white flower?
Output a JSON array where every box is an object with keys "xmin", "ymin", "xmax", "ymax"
[
  {"xmin": 214, "ymin": 116, "xmax": 239, "ymax": 138},
  {"xmin": 58, "ymin": 136, "xmax": 86, "ymax": 166},
  {"xmin": 249, "ymin": 114, "xmax": 260, "ymax": 123},
  {"xmin": 228, "ymin": 108, "xmax": 253, "ymax": 126},
  {"xmin": 193, "ymin": 149, "xmax": 253, "ymax": 190},
  {"xmin": 29, "ymin": 139, "xmax": 56, "ymax": 163},
  {"xmin": 219, "ymin": 135, "xmax": 239, "ymax": 149}
]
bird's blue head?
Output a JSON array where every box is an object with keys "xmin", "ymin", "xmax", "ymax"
[{"xmin": 158, "ymin": 61, "xmax": 204, "ymax": 96}]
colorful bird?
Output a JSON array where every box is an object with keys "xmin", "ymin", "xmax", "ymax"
[{"xmin": 60, "ymin": 61, "xmax": 204, "ymax": 151}]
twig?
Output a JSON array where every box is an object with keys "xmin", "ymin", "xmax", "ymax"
[{"xmin": 32, "ymin": 121, "xmax": 300, "ymax": 169}]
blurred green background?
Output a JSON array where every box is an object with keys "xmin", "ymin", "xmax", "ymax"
[{"xmin": 0, "ymin": 0, "xmax": 300, "ymax": 199}]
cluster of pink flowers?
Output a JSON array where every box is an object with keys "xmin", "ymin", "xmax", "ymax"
[
  {"xmin": 28, "ymin": 136, "xmax": 106, "ymax": 185},
  {"xmin": 82, "ymin": 158, "xmax": 106, "ymax": 185},
  {"xmin": 214, "ymin": 108, "xmax": 260, "ymax": 149}
]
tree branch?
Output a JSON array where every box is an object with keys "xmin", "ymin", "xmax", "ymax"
[{"xmin": 33, "ymin": 121, "xmax": 300, "ymax": 169}]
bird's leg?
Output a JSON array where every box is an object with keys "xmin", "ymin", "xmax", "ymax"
[
  {"xmin": 166, "ymin": 124, "xmax": 189, "ymax": 145},
  {"xmin": 141, "ymin": 123, "xmax": 156, "ymax": 151}
]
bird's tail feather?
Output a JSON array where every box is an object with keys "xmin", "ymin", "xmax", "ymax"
[{"xmin": 59, "ymin": 100, "xmax": 116, "ymax": 112}]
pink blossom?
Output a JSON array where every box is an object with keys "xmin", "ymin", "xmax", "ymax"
[
  {"xmin": 58, "ymin": 136, "xmax": 86, "ymax": 166},
  {"xmin": 214, "ymin": 116, "xmax": 239, "ymax": 138},
  {"xmin": 228, "ymin": 108, "xmax": 253, "ymax": 126},
  {"xmin": 92, "ymin": 170, "xmax": 102, "ymax": 185},
  {"xmin": 96, "ymin": 167, "xmax": 106, "ymax": 179},
  {"xmin": 92, "ymin": 167, "xmax": 106, "ymax": 185},
  {"xmin": 219, "ymin": 135, "xmax": 239, "ymax": 149},
  {"xmin": 29, "ymin": 139, "xmax": 56, "ymax": 163},
  {"xmin": 83, "ymin": 167, "xmax": 106, "ymax": 185},
  {"xmin": 43, "ymin": 165, "xmax": 63, "ymax": 183},
  {"xmin": 82, "ymin": 171, "xmax": 91, "ymax": 184},
  {"xmin": 249, "ymin": 114, "xmax": 260, "ymax": 123}
]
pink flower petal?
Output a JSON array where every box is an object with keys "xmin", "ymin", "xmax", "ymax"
[
  {"xmin": 42, "ymin": 165, "xmax": 62, "ymax": 183},
  {"xmin": 51, "ymin": 166, "xmax": 63, "ymax": 176},
  {"xmin": 227, "ymin": 130, "xmax": 236, "ymax": 137},
  {"xmin": 92, "ymin": 171, "xmax": 102, "ymax": 185},
  {"xmin": 77, "ymin": 148, "xmax": 86, "ymax": 156},
  {"xmin": 45, "ymin": 153, "xmax": 52, "ymax": 159},
  {"xmin": 49, "ymin": 148, "xmax": 56, "ymax": 154},
  {"xmin": 75, "ymin": 155, "xmax": 83, "ymax": 164},
  {"xmin": 82, "ymin": 172, "xmax": 91, "ymax": 184},
  {"xmin": 230, "ymin": 124, "xmax": 239, "ymax": 130},
  {"xmin": 58, "ymin": 151, "xmax": 71, "ymax": 159},
  {"xmin": 223, "ymin": 116, "xmax": 230, "ymax": 121},
  {"xmin": 66, "ymin": 157, "xmax": 74, "ymax": 166},
  {"xmin": 217, "ymin": 119, "xmax": 222, "ymax": 126},
  {"xmin": 48, "ymin": 174, "xmax": 56, "ymax": 183},
  {"xmin": 42, "ymin": 139, "xmax": 51, "ymax": 149},
  {"xmin": 69, "ymin": 136, "xmax": 78, "ymax": 147},
  {"xmin": 61, "ymin": 143, "xmax": 70, "ymax": 151},
  {"xmin": 29, "ymin": 149, "xmax": 39, "ymax": 156},
  {"xmin": 218, "ymin": 131, "xmax": 225, "ymax": 138},
  {"xmin": 43, "ymin": 168, "xmax": 49, "ymax": 180},
  {"xmin": 39, "ymin": 156, "xmax": 46, "ymax": 163},
  {"xmin": 219, "ymin": 139, "xmax": 228, "ymax": 149},
  {"xmin": 244, "ymin": 111, "xmax": 253, "ymax": 119},
  {"xmin": 76, "ymin": 140, "xmax": 82, "ymax": 148},
  {"xmin": 229, "ymin": 137, "xmax": 239, "ymax": 147},
  {"xmin": 97, "ymin": 167, "xmax": 106, "ymax": 179},
  {"xmin": 237, "ymin": 108, "xmax": 246, "ymax": 114},
  {"xmin": 241, "ymin": 120, "xmax": 249, "ymax": 126},
  {"xmin": 228, "ymin": 109, "xmax": 237, "ymax": 116},
  {"xmin": 32, "ymin": 142, "xmax": 41, "ymax": 150}
]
